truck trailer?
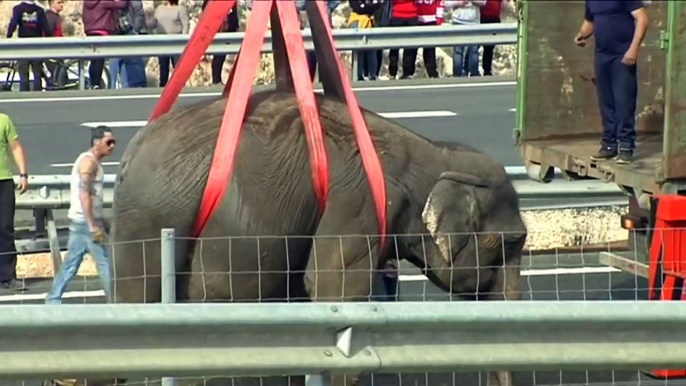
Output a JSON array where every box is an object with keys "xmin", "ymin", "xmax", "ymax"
[{"xmin": 515, "ymin": 1, "xmax": 686, "ymax": 371}]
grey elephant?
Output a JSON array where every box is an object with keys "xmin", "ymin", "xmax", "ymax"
[{"xmin": 108, "ymin": 89, "xmax": 527, "ymax": 386}]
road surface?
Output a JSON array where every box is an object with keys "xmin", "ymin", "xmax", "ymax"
[
  {"xmin": 0, "ymin": 77, "xmax": 518, "ymax": 174},
  {"xmin": 0, "ymin": 252, "xmax": 674, "ymax": 386}
]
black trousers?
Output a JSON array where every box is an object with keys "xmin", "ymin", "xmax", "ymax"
[
  {"xmin": 594, "ymin": 52, "xmax": 637, "ymax": 152},
  {"xmin": 158, "ymin": 55, "xmax": 179, "ymax": 87},
  {"xmin": 388, "ymin": 17, "xmax": 419, "ymax": 78},
  {"xmin": 0, "ymin": 179, "xmax": 16, "ymax": 282},
  {"xmin": 86, "ymin": 31, "xmax": 106, "ymax": 89},
  {"xmin": 479, "ymin": 18, "xmax": 500, "ymax": 76},
  {"xmin": 420, "ymin": 21, "xmax": 439, "ymax": 78},
  {"xmin": 17, "ymin": 59, "xmax": 43, "ymax": 92}
]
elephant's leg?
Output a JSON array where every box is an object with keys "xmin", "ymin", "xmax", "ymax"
[
  {"xmin": 303, "ymin": 202, "xmax": 383, "ymax": 386},
  {"xmin": 486, "ymin": 243, "xmax": 524, "ymax": 386}
]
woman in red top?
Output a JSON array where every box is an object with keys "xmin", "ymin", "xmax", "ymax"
[
  {"xmin": 480, "ymin": 0, "xmax": 504, "ymax": 76},
  {"xmin": 416, "ymin": 0, "xmax": 442, "ymax": 78},
  {"xmin": 384, "ymin": 0, "xmax": 419, "ymax": 79}
]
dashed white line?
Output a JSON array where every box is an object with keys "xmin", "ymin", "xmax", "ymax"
[
  {"xmin": 509, "ymin": 107, "xmax": 516, "ymax": 112},
  {"xmin": 80, "ymin": 111, "xmax": 458, "ymax": 130},
  {"xmin": 0, "ymin": 266, "xmax": 621, "ymax": 302},
  {"xmin": 50, "ymin": 161, "xmax": 120, "ymax": 168}
]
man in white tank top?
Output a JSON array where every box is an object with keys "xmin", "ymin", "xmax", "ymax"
[{"xmin": 46, "ymin": 126, "xmax": 116, "ymax": 304}]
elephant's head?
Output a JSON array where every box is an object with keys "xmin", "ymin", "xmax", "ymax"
[{"xmin": 405, "ymin": 171, "xmax": 527, "ymax": 296}]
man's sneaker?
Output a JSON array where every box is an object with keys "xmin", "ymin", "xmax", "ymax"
[
  {"xmin": 616, "ymin": 151, "xmax": 634, "ymax": 164},
  {"xmin": 1, "ymin": 279, "xmax": 26, "ymax": 291},
  {"xmin": 590, "ymin": 147, "xmax": 617, "ymax": 161}
]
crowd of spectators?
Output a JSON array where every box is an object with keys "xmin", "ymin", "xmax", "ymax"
[{"xmin": 3, "ymin": 0, "xmax": 512, "ymax": 91}]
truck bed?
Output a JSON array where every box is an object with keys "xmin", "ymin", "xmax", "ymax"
[
  {"xmin": 522, "ymin": 133, "xmax": 664, "ymax": 193},
  {"xmin": 516, "ymin": 0, "xmax": 686, "ymax": 194}
]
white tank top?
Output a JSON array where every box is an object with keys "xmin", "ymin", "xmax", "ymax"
[{"xmin": 68, "ymin": 151, "xmax": 104, "ymax": 222}]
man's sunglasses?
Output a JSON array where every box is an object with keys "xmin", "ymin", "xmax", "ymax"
[{"xmin": 105, "ymin": 139, "xmax": 116, "ymax": 146}]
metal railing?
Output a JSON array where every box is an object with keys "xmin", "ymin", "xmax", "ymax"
[
  {"xmin": 2, "ymin": 300, "xmax": 686, "ymax": 379},
  {"xmin": 2, "ymin": 232, "xmax": 685, "ymax": 380},
  {"xmin": 11, "ymin": 166, "xmax": 628, "ymax": 275},
  {"xmin": 12, "ymin": 166, "xmax": 621, "ymax": 212},
  {"xmin": 0, "ymin": 23, "xmax": 517, "ymax": 90},
  {"xmin": 0, "ymin": 24, "xmax": 517, "ymax": 61}
]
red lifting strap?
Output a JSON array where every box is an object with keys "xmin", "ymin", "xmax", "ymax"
[{"xmin": 147, "ymin": 0, "xmax": 388, "ymax": 251}]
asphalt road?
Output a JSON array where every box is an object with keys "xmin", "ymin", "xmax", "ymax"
[
  {"xmin": 0, "ymin": 76, "xmax": 518, "ymax": 175},
  {"xmin": 0, "ymin": 252, "xmax": 676, "ymax": 386}
]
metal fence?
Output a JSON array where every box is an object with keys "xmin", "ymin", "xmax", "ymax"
[
  {"xmin": 0, "ymin": 226, "xmax": 680, "ymax": 382},
  {"xmin": 11, "ymin": 167, "xmax": 627, "ymax": 267},
  {"xmin": 0, "ymin": 23, "xmax": 517, "ymax": 90},
  {"xmin": 0, "ymin": 24, "xmax": 517, "ymax": 61}
]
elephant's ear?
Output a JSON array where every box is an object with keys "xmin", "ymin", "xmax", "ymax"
[{"xmin": 421, "ymin": 172, "xmax": 491, "ymax": 264}]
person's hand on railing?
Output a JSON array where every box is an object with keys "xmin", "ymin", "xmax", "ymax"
[{"xmin": 15, "ymin": 174, "xmax": 28, "ymax": 194}]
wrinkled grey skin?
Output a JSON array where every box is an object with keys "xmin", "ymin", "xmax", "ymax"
[{"xmin": 106, "ymin": 89, "xmax": 527, "ymax": 386}]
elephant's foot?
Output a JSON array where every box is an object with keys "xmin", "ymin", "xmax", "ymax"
[{"xmin": 488, "ymin": 371, "xmax": 514, "ymax": 386}]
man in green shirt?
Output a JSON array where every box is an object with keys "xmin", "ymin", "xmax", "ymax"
[{"xmin": 0, "ymin": 113, "xmax": 28, "ymax": 291}]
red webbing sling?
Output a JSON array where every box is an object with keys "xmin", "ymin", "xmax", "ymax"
[
  {"xmin": 146, "ymin": 0, "xmax": 387, "ymax": 251},
  {"xmin": 306, "ymin": 0, "xmax": 388, "ymax": 249}
]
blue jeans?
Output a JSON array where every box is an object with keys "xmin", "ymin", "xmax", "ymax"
[
  {"xmin": 453, "ymin": 45, "xmax": 480, "ymax": 77},
  {"xmin": 594, "ymin": 51, "xmax": 637, "ymax": 152},
  {"xmin": 123, "ymin": 56, "xmax": 148, "ymax": 88},
  {"xmin": 349, "ymin": 21, "xmax": 378, "ymax": 81},
  {"xmin": 109, "ymin": 59, "xmax": 128, "ymax": 89},
  {"xmin": 45, "ymin": 220, "xmax": 111, "ymax": 304}
]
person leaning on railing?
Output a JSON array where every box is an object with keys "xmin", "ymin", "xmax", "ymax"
[
  {"xmin": 82, "ymin": 0, "xmax": 130, "ymax": 90},
  {"xmin": 5, "ymin": 0, "xmax": 53, "ymax": 92},
  {"xmin": 201, "ymin": 0, "xmax": 239, "ymax": 85},
  {"xmin": 445, "ymin": 0, "xmax": 486, "ymax": 77},
  {"xmin": 44, "ymin": 0, "xmax": 69, "ymax": 90},
  {"xmin": 416, "ymin": 0, "xmax": 442, "ymax": 78},
  {"xmin": 379, "ymin": 0, "xmax": 420, "ymax": 80},
  {"xmin": 348, "ymin": 0, "xmax": 383, "ymax": 81},
  {"xmin": 0, "ymin": 113, "xmax": 28, "ymax": 292},
  {"xmin": 149, "ymin": 0, "xmax": 190, "ymax": 87}
]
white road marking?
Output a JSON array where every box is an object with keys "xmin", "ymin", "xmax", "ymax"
[
  {"xmin": 509, "ymin": 107, "xmax": 516, "ymax": 112},
  {"xmin": 0, "ymin": 81, "xmax": 516, "ymax": 104},
  {"xmin": 79, "ymin": 110, "xmax": 457, "ymax": 129},
  {"xmin": 380, "ymin": 111, "xmax": 457, "ymax": 118},
  {"xmin": 0, "ymin": 290, "xmax": 105, "ymax": 303},
  {"xmin": 397, "ymin": 266, "xmax": 621, "ymax": 282},
  {"xmin": 0, "ymin": 266, "xmax": 621, "ymax": 302},
  {"xmin": 50, "ymin": 161, "xmax": 120, "ymax": 168}
]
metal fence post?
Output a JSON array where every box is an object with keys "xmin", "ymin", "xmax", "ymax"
[
  {"xmin": 160, "ymin": 228, "xmax": 176, "ymax": 303},
  {"xmin": 160, "ymin": 228, "xmax": 177, "ymax": 386}
]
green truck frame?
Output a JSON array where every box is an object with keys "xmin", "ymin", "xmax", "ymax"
[{"xmin": 514, "ymin": 0, "xmax": 686, "ymax": 278}]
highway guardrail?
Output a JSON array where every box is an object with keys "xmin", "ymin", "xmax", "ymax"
[
  {"xmin": 12, "ymin": 167, "xmax": 628, "ymax": 272},
  {"xmin": 12, "ymin": 166, "xmax": 626, "ymax": 215},
  {"xmin": 2, "ymin": 300, "xmax": 686, "ymax": 379},
  {"xmin": 0, "ymin": 24, "xmax": 517, "ymax": 61},
  {"xmin": 12, "ymin": 166, "xmax": 618, "ymax": 212}
]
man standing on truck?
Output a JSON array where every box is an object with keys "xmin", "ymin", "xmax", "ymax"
[{"xmin": 574, "ymin": 0, "xmax": 648, "ymax": 164}]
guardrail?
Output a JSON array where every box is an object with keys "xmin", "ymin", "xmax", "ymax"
[
  {"xmin": 2, "ymin": 300, "xmax": 686, "ymax": 379},
  {"xmin": 0, "ymin": 24, "xmax": 518, "ymax": 61},
  {"xmin": 0, "ymin": 23, "xmax": 517, "ymax": 90},
  {"xmin": 11, "ymin": 167, "xmax": 628, "ymax": 274},
  {"xmin": 12, "ymin": 166, "xmax": 620, "ymax": 211}
]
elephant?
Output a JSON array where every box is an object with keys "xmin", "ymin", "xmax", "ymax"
[{"xmin": 107, "ymin": 89, "xmax": 528, "ymax": 386}]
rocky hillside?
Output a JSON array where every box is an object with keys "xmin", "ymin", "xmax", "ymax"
[{"xmin": 0, "ymin": 0, "xmax": 517, "ymax": 87}]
